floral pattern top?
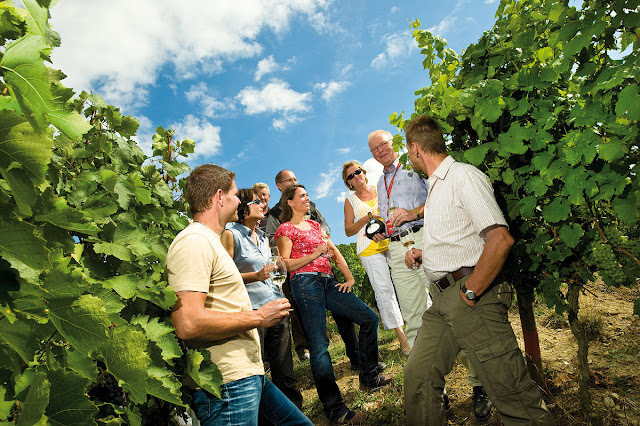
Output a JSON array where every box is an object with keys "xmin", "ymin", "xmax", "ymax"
[{"xmin": 274, "ymin": 220, "xmax": 333, "ymax": 278}]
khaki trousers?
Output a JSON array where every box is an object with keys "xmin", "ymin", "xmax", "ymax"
[
  {"xmin": 388, "ymin": 227, "xmax": 431, "ymax": 347},
  {"xmin": 404, "ymin": 275, "xmax": 554, "ymax": 425}
]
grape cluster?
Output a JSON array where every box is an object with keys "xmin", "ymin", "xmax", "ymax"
[
  {"xmin": 88, "ymin": 371, "xmax": 126, "ymax": 409},
  {"xmin": 590, "ymin": 243, "xmax": 626, "ymax": 285}
]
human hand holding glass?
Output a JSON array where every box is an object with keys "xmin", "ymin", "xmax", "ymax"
[{"xmin": 400, "ymin": 228, "xmax": 419, "ymax": 270}]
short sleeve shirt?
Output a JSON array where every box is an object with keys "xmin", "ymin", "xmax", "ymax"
[
  {"xmin": 274, "ymin": 220, "xmax": 333, "ymax": 278},
  {"xmin": 421, "ymin": 156, "xmax": 508, "ymax": 282},
  {"xmin": 166, "ymin": 222, "xmax": 264, "ymax": 384}
]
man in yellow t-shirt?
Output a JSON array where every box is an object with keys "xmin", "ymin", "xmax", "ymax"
[{"xmin": 166, "ymin": 164, "xmax": 312, "ymax": 426}]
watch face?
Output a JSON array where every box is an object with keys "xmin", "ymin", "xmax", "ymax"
[{"xmin": 465, "ymin": 290, "xmax": 475, "ymax": 300}]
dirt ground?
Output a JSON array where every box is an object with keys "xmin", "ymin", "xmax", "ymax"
[{"xmin": 295, "ymin": 280, "xmax": 640, "ymax": 425}]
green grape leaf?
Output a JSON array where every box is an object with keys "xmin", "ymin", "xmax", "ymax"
[
  {"xmin": 35, "ymin": 197, "xmax": 99, "ymax": 235},
  {"xmin": 103, "ymin": 274, "xmax": 138, "ymax": 299},
  {"xmin": 93, "ymin": 242, "xmax": 131, "ymax": 262},
  {"xmin": 612, "ymin": 196, "xmax": 639, "ymax": 224},
  {"xmin": 558, "ymin": 223, "xmax": 584, "ymax": 248},
  {"xmin": 0, "ymin": 212, "xmax": 48, "ymax": 274},
  {"xmin": 63, "ymin": 347, "xmax": 98, "ymax": 381},
  {"xmin": 98, "ymin": 327, "xmax": 150, "ymax": 405},
  {"xmin": 45, "ymin": 368, "xmax": 98, "ymax": 425},
  {"xmin": 48, "ymin": 295, "xmax": 113, "ymax": 356},
  {"xmin": 0, "ymin": 317, "xmax": 39, "ymax": 363},
  {"xmin": 16, "ymin": 371, "xmax": 49, "ymax": 426},
  {"xmin": 615, "ymin": 85, "xmax": 640, "ymax": 121},
  {"xmin": 542, "ymin": 197, "xmax": 570, "ymax": 223},
  {"xmin": 20, "ymin": 0, "xmax": 60, "ymax": 47},
  {"xmin": 130, "ymin": 315, "xmax": 181, "ymax": 362},
  {"xmin": 187, "ymin": 349, "xmax": 222, "ymax": 398},
  {"xmin": 0, "ymin": 110, "xmax": 54, "ymax": 216},
  {"xmin": 0, "ymin": 386, "xmax": 16, "ymax": 420},
  {"xmin": 0, "ymin": 34, "xmax": 52, "ymax": 133}
]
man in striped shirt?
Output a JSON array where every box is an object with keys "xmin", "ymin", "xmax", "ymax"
[{"xmin": 402, "ymin": 115, "xmax": 554, "ymax": 425}]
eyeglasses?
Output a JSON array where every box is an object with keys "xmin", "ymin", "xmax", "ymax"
[
  {"xmin": 278, "ymin": 177, "xmax": 298, "ymax": 184},
  {"xmin": 370, "ymin": 139, "xmax": 392, "ymax": 154},
  {"xmin": 246, "ymin": 199, "xmax": 261, "ymax": 206},
  {"xmin": 346, "ymin": 169, "xmax": 363, "ymax": 181}
]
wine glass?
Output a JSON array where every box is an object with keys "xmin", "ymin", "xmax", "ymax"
[
  {"xmin": 268, "ymin": 256, "xmax": 288, "ymax": 297},
  {"xmin": 303, "ymin": 212, "xmax": 311, "ymax": 221},
  {"xmin": 321, "ymin": 230, "xmax": 332, "ymax": 258},
  {"xmin": 388, "ymin": 199, "xmax": 399, "ymax": 217},
  {"xmin": 400, "ymin": 228, "xmax": 419, "ymax": 270},
  {"xmin": 270, "ymin": 246, "xmax": 280, "ymax": 258}
]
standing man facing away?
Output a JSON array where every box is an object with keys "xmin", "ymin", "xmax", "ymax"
[
  {"xmin": 166, "ymin": 164, "xmax": 312, "ymax": 426},
  {"xmin": 403, "ymin": 116, "xmax": 554, "ymax": 425}
]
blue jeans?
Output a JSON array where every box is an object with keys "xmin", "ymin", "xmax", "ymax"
[
  {"xmin": 190, "ymin": 375, "xmax": 312, "ymax": 426},
  {"xmin": 290, "ymin": 272, "xmax": 381, "ymax": 420}
]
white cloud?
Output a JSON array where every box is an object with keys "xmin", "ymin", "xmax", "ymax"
[
  {"xmin": 50, "ymin": 0, "xmax": 328, "ymax": 112},
  {"xmin": 237, "ymin": 79, "xmax": 311, "ymax": 129},
  {"xmin": 362, "ymin": 158, "xmax": 384, "ymax": 187},
  {"xmin": 314, "ymin": 81, "xmax": 350, "ymax": 102},
  {"xmin": 170, "ymin": 115, "xmax": 222, "ymax": 160},
  {"xmin": 255, "ymin": 55, "xmax": 278, "ymax": 81},
  {"xmin": 336, "ymin": 190, "xmax": 351, "ymax": 203},
  {"xmin": 390, "ymin": 6, "xmax": 400, "ymax": 13},
  {"xmin": 314, "ymin": 168, "xmax": 340, "ymax": 199},
  {"xmin": 132, "ymin": 115, "xmax": 155, "ymax": 157},
  {"xmin": 484, "ymin": 0, "xmax": 498, "ymax": 3},
  {"xmin": 308, "ymin": 10, "xmax": 343, "ymax": 34},
  {"xmin": 339, "ymin": 64, "xmax": 353, "ymax": 78},
  {"xmin": 336, "ymin": 147, "xmax": 350, "ymax": 154},
  {"xmin": 371, "ymin": 31, "xmax": 417, "ymax": 69},
  {"xmin": 427, "ymin": 16, "xmax": 457, "ymax": 36},
  {"xmin": 185, "ymin": 82, "xmax": 231, "ymax": 118}
]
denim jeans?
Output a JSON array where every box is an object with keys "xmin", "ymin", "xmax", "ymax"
[
  {"xmin": 190, "ymin": 375, "xmax": 312, "ymax": 426},
  {"xmin": 290, "ymin": 272, "xmax": 381, "ymax": 420}
]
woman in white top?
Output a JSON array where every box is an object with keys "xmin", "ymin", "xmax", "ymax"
[{"xmin": 342, "ymin": 161, "xmax": 410, "ymax": 356}]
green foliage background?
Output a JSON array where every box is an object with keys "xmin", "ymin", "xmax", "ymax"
[
  {"xmin": 333, "ymin": 243, "xmax": 377, "ymax": 309},
  {"xmin": 0, "ymin": 1, "xmax": 220, "ymax": 424}
]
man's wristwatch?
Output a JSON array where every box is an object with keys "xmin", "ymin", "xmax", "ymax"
[{"xmin": 461, "ymin": 284, "xmax": 476, "ymax": 301}]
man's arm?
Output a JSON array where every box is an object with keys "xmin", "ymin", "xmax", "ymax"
[
  {"xmin": 171, "ymin": 291, "xmax": 290, "ymax": 342},
  {"xmin": 461, "ymin": 224, "xmax": 514, "ymax": 304}
]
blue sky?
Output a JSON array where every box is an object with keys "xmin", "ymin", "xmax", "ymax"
[{"xmin": 49, "ymin": 0, "xmax": 501, "ymax": 245}]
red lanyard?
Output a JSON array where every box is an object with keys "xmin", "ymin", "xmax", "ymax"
[{"xmin": 383, "ymin": 163, "xmax": 402, "ymax": 203}]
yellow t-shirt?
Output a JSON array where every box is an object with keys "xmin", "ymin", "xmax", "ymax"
[
  {"xmin": 347, "ymin": 194, "xmax": 389, "ymax": 257},
  {"xmin": 166, "ymin": 222, "xmax": 264, "ymax": 384}
]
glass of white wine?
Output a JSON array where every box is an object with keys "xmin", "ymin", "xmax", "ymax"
[
  {"xmin": 400, "ymin": 228, "xmax": 419, "ymax": 270},
  {"xmin": 268, "ymin": 256, "xmax": 288, "ymax": 298},
  {"xmin": 321, "ymin": 230, "xmax": 332, "ymax": 258}
]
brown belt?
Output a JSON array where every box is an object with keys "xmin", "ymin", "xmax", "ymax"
[{"xmin": 434, "ymin": 267, "xmax": 475, "ymax": 292}]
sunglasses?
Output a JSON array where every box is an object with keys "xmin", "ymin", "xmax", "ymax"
[
  {"xmin": 246, "ymin": 199, "xmax": 261, "ymax": 206},
  {"xmin": 346, "ymin": 169, "xmax": 363, "ymax": 181}
]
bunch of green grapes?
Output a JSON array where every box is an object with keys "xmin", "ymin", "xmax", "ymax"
[{"xmin": 590, "ymin": 243, "xmax": 627, "ymax": 285}]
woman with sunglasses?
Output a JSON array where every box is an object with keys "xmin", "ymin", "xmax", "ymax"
[
  {"xmin": 342, "ymin": 161, "xmax": 410, "ymax": 356},
  {"xmin": 221, "ymin": 188, "xmax": 303, "ymax": 409},
  {"xmin": 275, "ymin": 184, "xmax": 392, "ymax": 424}
]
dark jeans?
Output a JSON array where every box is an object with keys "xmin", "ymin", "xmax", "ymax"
[
  {"xmin": 258, "ymin": 317, "xmax": 303, "ymax": 408},
  {"xmin": 190, "ymin": 375, "xmax": 312, "ymax": 426},
  {"xmin": 285, "ymin": 277, "xmax": 359, "ymax": 365},
  {"xmin": 290, "ymin": 272, "xmax": 380, "ymax": 420}
]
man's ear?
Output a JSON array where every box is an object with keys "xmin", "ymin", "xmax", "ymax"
[{"xmin": 215, "ymin": 189, "xmax": 224, "ymax": 206}]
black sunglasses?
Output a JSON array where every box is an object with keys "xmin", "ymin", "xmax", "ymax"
[
  {"xmin": 346, "ymin": 169, "xmax": 363, "ymax": 181},
  {"xmin": 246, "ymin": 199, "xmax": 261, "ymax": 206}
]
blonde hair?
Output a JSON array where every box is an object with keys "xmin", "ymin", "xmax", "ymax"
[{"xmin": 342, "ymin": 160, "xmax": 367, "ymax": 190}]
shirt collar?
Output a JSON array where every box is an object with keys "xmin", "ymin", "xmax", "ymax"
[
  {"xmin": 383, "ymin": 158, "xmax": 401, "ymax": 175},
  {"xmin": 430, "ymin": 155, "xmax": 455, "ymax": 182}
]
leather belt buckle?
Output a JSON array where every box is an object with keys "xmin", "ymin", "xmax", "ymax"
[{"xmin": 434, "ymin": 276, "xmax": 452, "ymax": 292}]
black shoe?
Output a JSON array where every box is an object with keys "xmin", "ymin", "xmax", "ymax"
[
  {"xmin": 443, "ymin": 388, "xmax": 450, "ymax": 411},
  {"xmin": 472, "ymin": 386, "xmax": 493, "ymax": 421},
  {"xmin": 359, "ymin": 374, "xmax": 393, "ymax": 391}
]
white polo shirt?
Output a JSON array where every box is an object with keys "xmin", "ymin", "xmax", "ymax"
[{"xmin": 421, "ymin": 155, "xmax": 508, "ymax": 283}]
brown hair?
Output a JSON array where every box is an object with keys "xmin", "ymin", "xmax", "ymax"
[
  {"xmin": 185, "ymin": 164, "xmax": 235, "ymax": 215},
  {"xmin": 342, "ymin": 160, "xmax": 367, "ymax": 190},
  {"xmin": 278, "ymin": 184, "xmax": 306, "ymax": 223},
  {"xmin": 404, "ymin": 115, "xmax": 447, "ymax": 155},
  {"xmin": 235, "ymin": 188, "xmax": 257, "ymax": 224}
]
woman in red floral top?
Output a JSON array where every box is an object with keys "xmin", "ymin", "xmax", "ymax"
[{"xmin": 275, "ymin": 184, "xmax": 392, "ymax": 424}]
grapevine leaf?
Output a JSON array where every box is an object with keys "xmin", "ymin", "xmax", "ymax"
[
  {"xmin": 0, "ymin": 34, "xmax": 52, "ymax": 133},
  {"xmin": 16, "ymin": 371, "xmax": 49, "ymax": 426},
  {"xmin": 41, "ymin": 254, "xmax": 87, "ymax": 300},
  {"xmin": 0, "ymin": 316, "xmax": 40, "ymax": 363},
  {"xmin": 187, "ymin": 349, "xmax": 222, "ymax": 398},
  {"xmin": 44, "ymin": 368, "xmax": 98, "ymax": 425},
  {"xmin": 102, "ymin": 274, "xmax": 137, "ymax": 299},
  {"xmin": 497, "ymin": 122, "xmax": 529, "ymax": 155},
  {"xmin": 615, "ymin": 84, "xmax": 640, "ymax": 120},
  {"xmin": 98, "ymin": 327, "xmax": 150, "ymax": 405},
  {"xmin": 0, "ymin": 109, "xmax": 54, "ymax": 215},
  {"xmin": 558, "ymin": 223, "xmax": 584, "ymax": 248},
  {"xmin": 45, "ymin": 108, "xmax": 92, "ymax": 142},
  {"xmin": 130, "ymin": 315, "xmax": 182, "ymax": 361},
  {"xmin": 598, "ymin": 139, "xmax": 625, "ymax": 162},
  {"xmin": 612, "ymin": 196, "xmax": 639, "ymax": 224},
  {"xmin": 146, "ymin": 370, "xmax": 183, "ymax": 406},
  {"xmin": 0, "ymin": 386, "xmax": 15, "ymax": 420},
  {"xmin": 48, "ymin": 295, "xmax": 113, "ymax": 356},
  {"xmin": 93, "ymin": 242, "xmax": 131, "ymax": 262},
  {"xmin": 542, "ymin": 197, "xmax": 570, "ymax": 223},
  {"xmin": 0, "ymin": 212, "xmax": 48, "ymax": 274},
  {"xmin": 463, "ymin": 143, "xmax": 494, "ymax": 166},
  {"xmin": 20, "ymin": 0, "xmax": 60, "ymax": 47},
  {"xmin": 63, "ymin": 347, "xmax": 98, "ymax": 381},
  {"xmin": 35, "ymin": 197, "xmax": 100, "ymax": 235}
]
